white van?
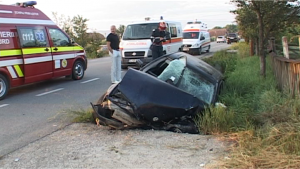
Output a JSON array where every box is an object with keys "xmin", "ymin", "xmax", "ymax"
[
  {"xmin": 120, "ymin": 19, "xmax": 183, "ymax": 69},
  {"xmin": 182, "ymin": 21, "xmax": 211, "ymax": 55}
]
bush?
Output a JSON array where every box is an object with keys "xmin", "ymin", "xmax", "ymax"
[
  {"xmin": 203, "ymin": 50, "xmax": 237, "ymax": 75},
  {"xmin": 199, "ymin": 42, "xmax": 300, "ymax": 168}
]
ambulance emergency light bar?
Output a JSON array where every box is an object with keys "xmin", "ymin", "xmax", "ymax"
[{"xmin": 16, "ymin": 1, "xmax": 37, "ymax": 7}]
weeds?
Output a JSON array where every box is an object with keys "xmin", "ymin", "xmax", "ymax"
[
  {"xmin": 72, "ymin": 109, "xmax": 94, "ymax": 123},
  {"xmin": 198, "ymin": 42, "xmax": 300, "ymax": 168}
]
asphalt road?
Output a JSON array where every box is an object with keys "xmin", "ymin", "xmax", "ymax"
[{"xmin": 0, "ymin": 41, "xmax": 230, "ymax": 157}]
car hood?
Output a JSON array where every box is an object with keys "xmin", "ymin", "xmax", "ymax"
[{"xmin": 108, "ymin": 68, "xmax": 206, "ymax": 123}]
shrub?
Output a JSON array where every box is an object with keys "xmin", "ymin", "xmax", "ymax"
[{"xmin": 199, "ymin": 42, "xmax": 300, "ymax": 168}]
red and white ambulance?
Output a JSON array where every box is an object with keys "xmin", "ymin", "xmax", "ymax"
[
  {"xmin": 182, "ymin": 21, "xmax": 211, "ymax": 55},
  {"xmin": 120, "ymin": 18, "xmax": 183, "ymax": 69},
  {"xmin": 0, "ymin": 1, "xmax": 88, "ymax": 100}
]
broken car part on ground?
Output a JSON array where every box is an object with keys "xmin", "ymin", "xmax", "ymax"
[{"xmin": 91, "ymin": 52, "xmax": 224, "ymax": 133}]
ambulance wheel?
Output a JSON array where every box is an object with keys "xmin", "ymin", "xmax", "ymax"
[
  {"xmin": 72, "ymin": 60, "xmax": 85, "ymax": 80},
  {"xmin": 0, "ymin": 74, "xmax": 9, "ymax": 100},
  {"xmin": 198, "ymin": 47, "xmax": 202, "ymax": 55}
]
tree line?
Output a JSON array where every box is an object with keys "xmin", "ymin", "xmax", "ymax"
[
  {"xmin": 52, "ymin": 12, "xmax": 125, "ymax": 58},
  {"xmin": 231, "ymin": 0, "xmax": 300, "ymax": 77}
]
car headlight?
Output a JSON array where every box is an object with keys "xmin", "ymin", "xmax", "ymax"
[
  {"xmin": 192, "ymin": 43, "xmax": 200, "ymax": 48},
  {"xmin": 119, "ymin": 41, "xmax": 123, "ymax": 49}
]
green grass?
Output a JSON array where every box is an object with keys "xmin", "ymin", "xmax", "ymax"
[
  {"xmin": 198, "ymin": 42, "xmax": 300, "ymax": 168},
  {"xmin": 71, "ymin": 109, "xmax": 95, "ymax": 123}
]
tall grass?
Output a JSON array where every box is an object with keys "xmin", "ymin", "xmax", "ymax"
[{"xmin": 197, "ymin": 42, "xmax": 300, "ymax": 168}]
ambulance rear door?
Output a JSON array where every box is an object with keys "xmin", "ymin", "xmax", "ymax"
[{"xmin": 17, "ymin": 26, "xmax": 53, "ymax": 84}]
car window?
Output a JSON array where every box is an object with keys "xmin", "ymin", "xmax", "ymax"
[
  {"xmin": 177, "ymin": 68, "xmax": 214, "ymax": 104},
  {"xmin": 157, "ymin": 59, "xmax": 186, "ymax": 84},
  {"xmin": 229, "ymin": 33, "xmax": 236, "ymax": 37},
  {"xmin": 18, "ymin": 27, "xmax": 48, "ymax": 47},
  {"xmin": 183, "ymin": 32, "xmax": 199, "ymax": 39},
  {"xmin": 157, "ymin": 57, "xmax": 214, "ymax": 104},
  {"xmin": 48, "ymin": 28, "xmax": 70, "ymax": 46}
]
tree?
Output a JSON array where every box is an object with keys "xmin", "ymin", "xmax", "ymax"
[
  {"xmin": 52, "ymin": 13, "xmax": 104, "ymax": 58},
  {"xmin": 224, "ymin": 24, "xmax": 238, "ymax": 33},
  {"xmin": 116, "ymin": 25, "xmax": 125, "ymax": 37},
  {"xmin": 72, "ymin": 15, "xmax": 89, "ymax": 48},
  {"xmin": 52, "ymin": 12, "xmax": 74, "ymax": 38},
  {"xmin": 212, "ymin": 26, "xmax": 223, "ymax": 29},
  {"xmin": 232, "ymin": 0, "xmax": 300, "ymax": 77}
]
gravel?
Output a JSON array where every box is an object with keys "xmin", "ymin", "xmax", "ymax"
[{"xmin": 0, "ymin": 123, "xmax": 228, "ymax": 168}]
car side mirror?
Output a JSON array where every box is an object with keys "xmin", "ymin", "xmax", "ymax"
[
  {"xmin": 70, "ymin": 38, "xmax": 75, "ymax": 44},
  {"xmin": 200, "ymin": 37, "xmax": 205, "ymax": 40},
  {"xmin": 136, "ymin": 59, "xmax": 144, "ymax": 69}
]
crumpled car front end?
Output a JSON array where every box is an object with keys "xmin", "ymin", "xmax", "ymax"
[
  {"xmin": 91, "ymin": 68, "xmax": 205, "ymax": 134},
  {"xmin": 91, "ymin": 52, "xmax": 223, "ymax": 134}
]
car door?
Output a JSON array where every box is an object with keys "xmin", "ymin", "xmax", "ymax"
[
  {"xmin": 46, "ymin": 27, "xmax": 75, "ymax": 77},
  {"xmin": 17, "ymin": 26, "xmax": 53, "ymax": 84}
]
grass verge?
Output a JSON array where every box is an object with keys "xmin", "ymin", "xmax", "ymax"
[
  {"xmin": 71, "ymin": 109, "xmax": 94, "ymax": 123},
  {"xmin": 196, "ymin": 42, "xmax": 300, "ymax": 168}
]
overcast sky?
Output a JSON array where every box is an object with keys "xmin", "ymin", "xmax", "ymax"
[{"xmin": 1, "ymin": 0, "xmax": 236, "ymax": 35}]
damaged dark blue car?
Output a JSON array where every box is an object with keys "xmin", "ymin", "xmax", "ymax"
[{"xmin": 91, "ymin": 52, "xmax": 224, "ymax": 134}]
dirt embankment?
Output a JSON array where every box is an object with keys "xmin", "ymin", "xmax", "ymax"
[{"xmin": 0, "ymin": 123, "xmax": 228, "ymax": 168}]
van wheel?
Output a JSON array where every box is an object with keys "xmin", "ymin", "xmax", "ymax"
[
  {"xmin": 206, "ymin": 45, "xmax": 210, "ymax": 53},
  {"xmin": 72, "ymin": 60, "xmax": 85, "ymax": 80},
  {"xmin": 0, "ymin": 74, "xmax": 9, "ymax": 100},
  {"xmin": 198, "ymin": 47, "xmax": 202, "ymax": 55}
]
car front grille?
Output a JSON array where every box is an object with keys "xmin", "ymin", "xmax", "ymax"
[{"xmin": 124, "ymin": 51, "xmax": 145, "ymax": 57}]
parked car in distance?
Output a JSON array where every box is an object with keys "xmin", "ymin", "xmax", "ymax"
[
  {"xmin": 91, "ymin": 52, "xmax": 224, "ymax": 134},
  {"xmin": 216, "ymin": 36, "xmax": 226, "ymax": 43},
  {"xmin": 227, "ymin": 33, "xmax": 239, "ymax": 43}
]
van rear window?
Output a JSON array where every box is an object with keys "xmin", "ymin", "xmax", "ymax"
[{"xmin": 18, "ymin": 28, "xmax": 48, "ymax": 47}]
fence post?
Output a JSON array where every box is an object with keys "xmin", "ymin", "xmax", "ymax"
[
  {"xmin": 299, "ymin": 36, "xmax": 300, "ymax": 53},
  {"xmin": 282, "ymin": 36, "xmax": 289, "ymax": 59},
  {"xmin": 270, "ymin": 37, "xmax": 276, "ymax": 54}
]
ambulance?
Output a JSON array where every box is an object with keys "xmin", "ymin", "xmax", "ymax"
[
  {"xmin": 0, "ymin": 1, "xmax": 88, "ymax": 100},
  {"xmin": 182, "ymin": 21, "xmax": 211, "ymax": 55},
  {"xmin": 120, "ymin": 17, "xmax": 183, "ymax": 69}
]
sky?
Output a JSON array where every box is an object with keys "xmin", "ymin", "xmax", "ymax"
[{"xmin": 1, "ymin": 0, "xmax": 237, "ymax": 36}]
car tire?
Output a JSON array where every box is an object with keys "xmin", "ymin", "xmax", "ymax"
[
  {"xmin": 198, "ymin": 47, "xmax": 202, "ymax": 55},
  {"xmin": 72, "ymin": 60, "xmax": 85, "ymax": 80},
  {"xmin": 0, "ymin": 74, "xmax": 9, "ymax": 100},
  {"xmin": 206, "ymin": 45, "xmax": 210, "ymax": 53}
]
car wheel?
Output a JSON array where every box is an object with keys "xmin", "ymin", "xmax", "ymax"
[
  {"xmin": 198, "ymin": 47, "xmax": 202, "ymax": 55},
  {"xmin": 72, "ymin": 60, "xmax": 85, "ymax": 80},
  {"xmin": 0, "ymin": 74, "xmax": 9, "ymax": 100},
  {"xmin": 206, "ymin": 45, "xmax": 210, "ymax": 53}
]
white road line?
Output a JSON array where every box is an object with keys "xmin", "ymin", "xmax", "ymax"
[
  {"xmin": 36, "ymin": 88, "xmax": 64, "ymax": 97},
  {"xmin": 0, "ymin": 104, "xmax": 9, "ymax": 108},
  {"xmin": 81, "ymin": 78, "xmax": 100, "ymax": 84}
]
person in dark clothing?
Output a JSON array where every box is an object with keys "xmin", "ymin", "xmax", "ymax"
[
  {"xmin": 106, "ymin": 25, "xmax": 121, "ymax": 84},
  {"xmin": 150, "ymin": 22, "xmax": 169, "ymax": 60}
]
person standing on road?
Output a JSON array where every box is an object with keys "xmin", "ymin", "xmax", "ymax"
[
  {"xmin": 107, "ymin": 25, "xmax": 121, "ymax": 84},
  {"xmin": 150, "ymin": 22, "xmax": 169, "ymax": 60}
]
